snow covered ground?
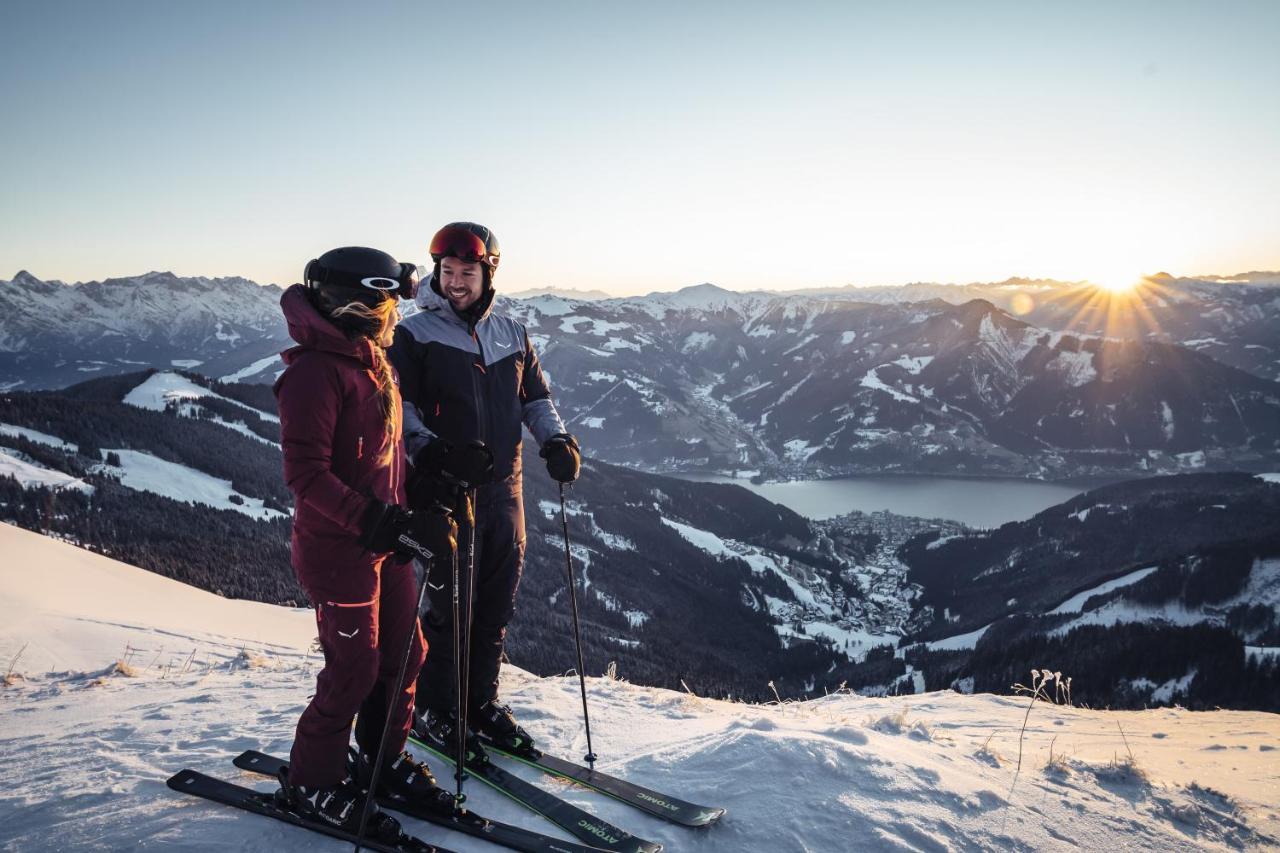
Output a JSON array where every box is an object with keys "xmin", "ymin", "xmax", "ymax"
[
  {"xmin": 100, "ymin": 448, "xmax": 286, "ymax": 521},
  {"xmin": 124, "ymin": 370, "xmax": 279, "ymax": 423},
  {"xmin": 0, "ymin": 450, "xmax": 92, "ymax": 493},
  {"xmin": 1, "ymin": 522, "xmax": 1278, "ymax": 852}
]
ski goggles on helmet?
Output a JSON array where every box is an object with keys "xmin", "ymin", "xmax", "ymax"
[
  {"xmin": 429, "ymin": 224, "xmax": 500, "ymax": 269},
  {"xmin": 304, "ymin": 258, "xmax": 419, "ymax": 301}
]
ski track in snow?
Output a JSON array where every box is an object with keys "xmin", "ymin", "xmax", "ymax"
[{"xmin": 2, "ymin": 523, "xmax": 1279, "ymax": 852}]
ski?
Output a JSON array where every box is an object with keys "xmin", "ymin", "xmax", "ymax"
[
  {"xmin": 165, "ymin": 768, "xmax": 452, "ymax": 853},
  {"xmin": 479, "ymin": 739, "xmax": 725, "ymax": 828},
  {"xmin": 233, "ymin": 749, "xmax": 607, "ymax": 853},
  {"xmin": 407, "ymin": 731, "xmax": 662, "ymax": 853}
]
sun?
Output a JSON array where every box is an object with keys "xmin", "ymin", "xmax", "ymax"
[{"xmin": 1093, "ymin": 272, "xmax": 1144, "ymax": 294}]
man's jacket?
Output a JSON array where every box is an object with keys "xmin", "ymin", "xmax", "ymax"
[{"xmin": 389, "ymin": 279, "xmax": 565, "ymax": 499}]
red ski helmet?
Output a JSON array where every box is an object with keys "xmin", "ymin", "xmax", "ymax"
[{"xmin": 429, "ymin": 222, "xmax": 501, "ymax": 282}]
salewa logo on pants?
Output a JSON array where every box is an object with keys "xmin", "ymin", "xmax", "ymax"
[{"xmin": 337, "ymin": 629, "xmax": 360, "ymax": 639}]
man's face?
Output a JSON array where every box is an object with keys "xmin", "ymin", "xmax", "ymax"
[{"xmin": 439, "ymin": 256, "xmax": 484, "ymax": 311}]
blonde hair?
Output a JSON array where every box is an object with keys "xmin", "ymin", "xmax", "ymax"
[{"xmin": 331, "ymin": 299, "xmax": 400, "ymax": 465}]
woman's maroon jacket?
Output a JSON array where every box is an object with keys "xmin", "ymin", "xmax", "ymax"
[{"xmin": 273, "ymin": 284, "xmax": 407, "ymax": 602}]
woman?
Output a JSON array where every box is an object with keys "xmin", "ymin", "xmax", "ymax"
[{"xmin": 272, "ymin": 246, "xmax": 455, "ymax": 835}]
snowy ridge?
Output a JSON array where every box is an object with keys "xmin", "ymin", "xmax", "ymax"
[{"xmin": 2, "ymin": 523, "xmax": 1278, "ymax": 851}]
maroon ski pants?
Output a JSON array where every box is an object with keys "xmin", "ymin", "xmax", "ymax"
[{"xmin": 288, "ymin": 556, "xmax": 427, "ymax": 788}]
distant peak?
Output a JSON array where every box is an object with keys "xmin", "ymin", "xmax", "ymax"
[
  {"xmin": 11, "ymin": 270, "xmax": 41, "ymax": 284},
  {"xmin": 956, "ymin": 297, "xmax": 1000, "ymax": 314}
]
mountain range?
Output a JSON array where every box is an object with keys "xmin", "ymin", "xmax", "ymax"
[{"xmin": 3, "ymin": 270, "xmax": 1277, "ymax": 480}]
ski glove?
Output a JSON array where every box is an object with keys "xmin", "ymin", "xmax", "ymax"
[
  {"xmin": 540, "ymin": 433, "xmax": 580, "ymax": 483},
  {"xmin": 413, "ymin": 437, "xmax": 495, "ymax": 488},
  {"xmin": 358, "ymin": 500, "xmax": 457, "ymax": 561}
]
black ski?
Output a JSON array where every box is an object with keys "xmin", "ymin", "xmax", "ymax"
[
  {"xmin": 233, "ymin": 749, "xmax": 606, "ymax": 853},
  {"xmin": 165, "ymin": 768, "xmax": 451, "ymax": 853},
  {"xmin": 480, "ymin": 740, "xmax": 725, "ymax": 828},
  {"xmin": 408, "ymin": 732, "xmax": 662, "ymax": 853}
]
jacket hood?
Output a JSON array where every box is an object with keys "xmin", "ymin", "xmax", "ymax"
[
  {"xmin": 416, "ymin": 271, "xmax": 496, "ymax": 329},
  {"xmin": 280, "ymin": 283, "xmax": 377, "ymax": 367}
]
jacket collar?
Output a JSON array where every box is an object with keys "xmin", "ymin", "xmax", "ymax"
[
  {"xmin": 280, "ymin": 284, "xmax": 377, "ymax": 368},
  {"xmin": 415, "ymin": 272, "xmax": 495, "ymax": 332}
]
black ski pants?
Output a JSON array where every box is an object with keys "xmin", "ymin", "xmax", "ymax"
[{"xmin": 416, "ymin": 491, "xmax": 525, "ymax": 719}]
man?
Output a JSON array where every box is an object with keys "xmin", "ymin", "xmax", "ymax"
[{"xmin": 389, "ymin": 221, "xmax": 580, "ymax": 753}]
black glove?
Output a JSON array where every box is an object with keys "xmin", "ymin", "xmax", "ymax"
[
  {"xmin": 409, "ymin": 502, "xmax": 458, "ymax": 562},
  {"xmin": 413, "ymin": 437, "xmax": 495, "ymax": 488},
  {"xmin": 539, "ymin": 433, "xmax": 580, "ymax": 483},
  {"xmin": 358, "ymin": 500, "xmax": 457, "ymax": 561}
]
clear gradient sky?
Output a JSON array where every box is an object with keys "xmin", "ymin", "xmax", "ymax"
[{"xmin": 2, "ymin": 1, "xmax": 1277, "ymax": 294}]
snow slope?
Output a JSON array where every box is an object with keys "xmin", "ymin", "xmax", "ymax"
[
  {"xmin": 102, "ymin": 448, "xmax": 286, "ymax": 521},
  {"xmin": 124, "ymin": 370, "xmax": 279, "ymax": 423},
  {"xmin": 1, "ymin": 523, "xmax": 1278, "ymax": 852},
  {"xmin": 0, "ymin": 450, "xmax": 92, "ymax": 493},
  {"xmin": 0, "ymin": 423, "xmax": 79, "ymax": 452}
]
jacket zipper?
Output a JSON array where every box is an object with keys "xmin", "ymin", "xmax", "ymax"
[{"xmin": 471, "ymin": 329, "xmax": 489, "ymax": 447}]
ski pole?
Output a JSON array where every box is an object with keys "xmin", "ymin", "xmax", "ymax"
[
  {"xmin": 354, "ymin": 545, "xmax": 433, "ymax": 853},
  {"xmin": 459, "ymin": 486, "xmax": 478, "ymax": 758},
  {"xmin": 451, "ymin": 487, "xmax": 468, "ymax": 806},
  {"xmin": 448, "ymin": 484, "xmax": 473, "ymax": 804},
  {"xmin": 558, "ymin": 481, "xmax": 598, "ymax": 768}
]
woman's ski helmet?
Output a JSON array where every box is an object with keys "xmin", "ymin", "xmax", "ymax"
[{"xmin": 304, "ymin": 246, "xmax": 418, "ymax": 307}]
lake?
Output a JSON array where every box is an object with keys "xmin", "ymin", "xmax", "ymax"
[{"xmin": 672, "ymin": 473, "xmax": 1094, "ymax": 528}]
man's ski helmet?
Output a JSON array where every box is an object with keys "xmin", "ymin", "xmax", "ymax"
[
  {"xmin": 428, "ymin": 222, "xmax": 501, "ymax": 288},
  {"xmin": 304, "ymin": 246, "xmax": 418, "ymax": 308}
]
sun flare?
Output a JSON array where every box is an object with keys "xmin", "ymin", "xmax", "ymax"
[{"xmin": 1096, "ymin": 275, "xmax": 1142, "ymax": 294}]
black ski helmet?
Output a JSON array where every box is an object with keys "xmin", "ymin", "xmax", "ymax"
[
  {"xmin": 428, "ymin": 222, "xmax": 501, "ymax": 289},
  {"xmin": 304, "ymin": 246, "xmax": 418, "ymax": 307}
]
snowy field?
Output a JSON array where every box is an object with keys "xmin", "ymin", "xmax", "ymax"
[
  {"xmin": 123, "ymin": 370, "xmax": 279, "ymax": 424},
  {"xmin": 1, "ymin": 522, "xmax": 1278, "ymax": 852},
  {"xmin": 100, "ymin": 448, "xmax": 286, "ymax": 522}
]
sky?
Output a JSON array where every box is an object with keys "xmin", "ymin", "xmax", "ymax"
[{"xmin": 2, "ymin": 0, "xmax": 1277, "ymax": 295}]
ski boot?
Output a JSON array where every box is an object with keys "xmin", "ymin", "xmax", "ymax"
[
  {"xmin": 351, "ymin": 748, "xmax": 457, "ymax": 817},
  {"xmin": 273, "ymin": 765, "xmax": 402, "ymax": 841},
  {"xmin": 470, "ymin": 699, "xmax": 537, "ymax": 755},
  {"xmin": 414, "ymin": 706, "xmax": 489, "ymax": 766}
]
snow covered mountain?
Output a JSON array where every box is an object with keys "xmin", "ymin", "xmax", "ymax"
[
  {"xmin": 789, "ymin": 273, "xmax": 1280, "ymax": 383},
  {"xmin": 3, "ymin": 269, "xmax": 1277, "ymax": 479},
  {"xmin": 894, "ymin": 472, "xmax": 1280, "ymax": 710},
  {"xmin": 0, "ymin": 270, "xmax": 288, "ymax": 390},
  {"xmin": 2, "ymin": 521, "xmax": 1278, "ymax": 852},
  {"xmin": 902, "ymin": 473, "xmax": 1280, "ymax": 643},
  {"xmin": 514, "ymin": 289, "xmax": 1280, "ymax": 479}
]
